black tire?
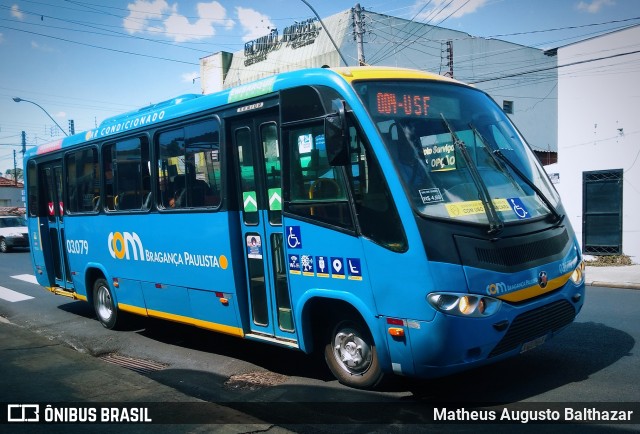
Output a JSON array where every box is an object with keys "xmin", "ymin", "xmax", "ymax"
[
  {"xmin": 92, "ymin": 278, "xmax": 121, "ymax": 329},
  {"xmin": 0, "ymin": 238, "xmax": 10, "ymax": 253},
  {"xmin": 324, "ymin": 317, "xmax": 384, "ymax": 389}
]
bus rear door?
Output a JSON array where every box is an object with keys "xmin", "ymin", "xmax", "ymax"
[
  {"xmin": 230, "ymin": 109, "xmax": 296, "ymax": 344},
  {"xmin": 38, "ymin": 160, "xmax": 73, "ymax": 290}
]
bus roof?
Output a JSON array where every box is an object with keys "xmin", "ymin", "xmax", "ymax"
[{"xmin": 25, "ymin": 66, "xmax": 461, "ymax": 160}]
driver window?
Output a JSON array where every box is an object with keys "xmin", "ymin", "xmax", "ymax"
[
  {"xmin": 285, "ymin": 123, "xmax": 353, "ymax": 229},
  {"xmin": 348, "ymin": 125, "xmax": 407, "ymax": 252}
]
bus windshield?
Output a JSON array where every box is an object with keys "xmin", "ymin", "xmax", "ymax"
[{"xmin": 353, "ymin": 80, "xmax": 560, "ymax": 226}]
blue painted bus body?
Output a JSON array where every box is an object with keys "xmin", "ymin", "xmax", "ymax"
[{"xmin": 24, "ymin": 67, "xmax": 585, "ymax": 383}]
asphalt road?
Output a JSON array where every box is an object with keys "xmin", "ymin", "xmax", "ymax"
[{"xmin": 0, "ymin": 250, "xmax": 639, "ymax": 432}]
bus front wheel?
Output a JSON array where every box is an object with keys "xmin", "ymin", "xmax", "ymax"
[
  {"xmin": 93, "ymin": 278, "xmax": 120, "ymax": 329},
  {"xmin": 324, "ymin": 317, "xmax": 383, "ymax": 389}
]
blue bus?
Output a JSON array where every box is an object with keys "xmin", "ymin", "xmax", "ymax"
[{"xmin": 24, "ymin": 67, "xmax": 585, "ymax": 389}]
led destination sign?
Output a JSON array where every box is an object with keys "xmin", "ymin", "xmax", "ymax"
[
  {"xmin": 376, "ymin": 92, "xmax": 431, "ymax": 117},
  {"xmin": 360, "ymin": 84, "xmax": 461, "ymax": 119}
]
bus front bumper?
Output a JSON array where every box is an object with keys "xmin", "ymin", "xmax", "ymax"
[{"xmin": 384, "ymin": 284, "xmax": 585, "ymax": 379}]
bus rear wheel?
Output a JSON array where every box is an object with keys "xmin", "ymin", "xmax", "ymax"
[
  {"xmin": 324, "ymin": 317, "xmax": 383, "ymax": 389},
  {"xmin": 93, "ymin": 278, "xmax": 120, "ymax": 329}
]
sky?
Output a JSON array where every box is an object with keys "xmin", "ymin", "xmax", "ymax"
[{"xmin": 1, "ymin": 0, "xmax": 639, "ymax": 176}]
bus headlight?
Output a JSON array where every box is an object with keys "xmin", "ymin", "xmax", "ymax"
[
  {"xmin": 570, "ymin": 260, "xmax": 585, "ymax": 285},
  {"xmin": 427, "ymin": 292, "xmax": 501, "ymax": 317}
]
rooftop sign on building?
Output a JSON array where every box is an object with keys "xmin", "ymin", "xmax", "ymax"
[{"xmin": 243, "ymin": 18, "xmax": 322, "ymax": 67}]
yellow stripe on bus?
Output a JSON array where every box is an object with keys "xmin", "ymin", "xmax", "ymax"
[
  {"xmin": 334, "ymin": 66, "xmax": 456, "ymax": 84},
  {"xmin": 118, "ymin": 303, "xmax": 148, "ymax": 316},
  {"xmin": 497, "ymin": 272, "xmax": 573, "ymax": 303},
  {"xmin": 145, "ymin": 308, "xmax": 245, "ymax": 338},
  {"xmin": 44, "ymin": 286, "xmax": 87, "ymax": 302}
]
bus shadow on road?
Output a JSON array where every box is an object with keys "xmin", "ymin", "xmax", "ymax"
[
  {"xmin": 405, "ymin": 321, "xmax": 635, "ymax": 402},
  {"xmin": 132, "ymin": 318, "xmax": 633, "ymax": 404},
  {"xmin": 135, "ymin": 320, "xmax": 634, "ymax": 428}
]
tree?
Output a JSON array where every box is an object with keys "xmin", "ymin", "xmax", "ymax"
[{"xmin": 5, "ymin": 168, "xmax": 23, "ymax": 183}]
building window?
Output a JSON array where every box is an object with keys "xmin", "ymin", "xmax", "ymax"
[
  {"xmin": 583, "ymin": 169, "xmax": 623, "ymax": 255},
  {"xmin": 503, "ymin": 100, "xmax": 514, "ymax": 114}
]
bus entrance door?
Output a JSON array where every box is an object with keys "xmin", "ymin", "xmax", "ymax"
[
  {"xmin": 231, "ymin": 111, "xmax": 297, "ymax": 345},
  {"xmin": 38, "ymin": 160, "xmax": 73, "ymax": 290}
]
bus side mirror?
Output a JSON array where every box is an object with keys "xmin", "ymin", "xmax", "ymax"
[{"xmin": 324, "ymin": 100, "xmax": 349, "ymax": 166}]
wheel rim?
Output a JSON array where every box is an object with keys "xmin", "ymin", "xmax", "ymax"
[
  {"xmin": 331, "ymin": 325, "xmax": 372, "ymax": 375},
  {"xmin": 96, "ymin": 284, "xmax": 113, "ymax": 323},
  {"xmin": 0, "ymin": 239, "xmax": 6, "ymax": 252}
]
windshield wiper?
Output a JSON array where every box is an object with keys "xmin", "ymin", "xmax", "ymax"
[
  {"xmin": 440, "ymin": 114, "xmax": 503, "ymax": 235},
  {"xmin": 468, "ymin": 123, "xmax": 564, "ymax": 225}
]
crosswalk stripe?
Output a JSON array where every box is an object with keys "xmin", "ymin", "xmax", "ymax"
[
  {"xmin": 0, "ymin": 286, "xmax": 34, "ymax": 302},
  {"xmin": 11, "ymin": 274, "xmax": 39, "ymax": 285}
]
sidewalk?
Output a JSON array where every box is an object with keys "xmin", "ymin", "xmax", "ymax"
[
  {"xmin": 585, "ymin": 264, "xmax": 640, "ymax": 290},
  {"xmin": 0, "ymin": 317, "xmax": 289, "ymax": 432}
]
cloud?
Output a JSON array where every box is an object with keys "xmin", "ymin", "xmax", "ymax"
[
  {"xmin": 123, "ymin": 0, "xmax": 171, "ymax": 34},
  {"xmin": 576, "ymin": 0, "xmax": 615, "ymax": 13},
  {"xmin": 31, "ymin": 41, "xmax": 56, "ymax": 52},
  {"xmin": 181, "ymin": 71, "xmax": 199, "ymax": 83},
  {"xmin": 236, "ymin": 7, "xmax": 275, "ymax": 42},
  {"xmin": 11, "ymin": 4, "xmax": 24, "ymax": 20},
  {"xmin": 124, "ymin": 1, "xmax": 233, "ymax": 42},
  {"xmin": 415, "ymin": 0, "xmax": 488, "ymax": 21},
  {"xmin": 55, "ymin": 112, "xmax": 67, "ymax": 119}
]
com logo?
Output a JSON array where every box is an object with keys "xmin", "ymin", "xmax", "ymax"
[
  {"xmin": 486, "ymin": 282, "xmax": 507, "ymax": 295},
  {"xmin": 108, "ymin": 231, "xmax": 145, "ymax": 261}
]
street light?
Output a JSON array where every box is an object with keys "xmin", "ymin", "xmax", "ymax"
[
  {"xmin": 12, "ymin": 97, "xmax": 68, "ymax": 137},
  {"xmin": 299, "ymin": 0, "xmax": 349, "ymax": 67}
]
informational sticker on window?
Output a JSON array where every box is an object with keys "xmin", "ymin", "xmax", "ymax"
[
  {"xmin": 445, "ymin": 198, "xmax": 511, "ymax": 217},
  {"xmin": 246, "ymin": 235, "xmax": 262, "ymax": 259},
  {"xmin": 298, "ymin": 134, "xmax": 313, "ymax": 154},
  {"xmin": 423, "ymin": 143, "xmax": 456, "ymax": 172},
  {"xmin": 419, "ymin": 188, "xmax": 444, "ymax": 204}
]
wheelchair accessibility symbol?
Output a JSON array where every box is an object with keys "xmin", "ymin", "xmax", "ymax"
[
  {"xmin": 286, "ymin": 226, "xmax": 302, "ymax": 249},
  {"xmin": 508, "ymin": 197, "xmax": 529, "ymax": 220}
]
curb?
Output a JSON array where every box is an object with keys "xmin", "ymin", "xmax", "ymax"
[{"xmin": 586, "ymin": 281, "xmax": 640, "ymax": 290}]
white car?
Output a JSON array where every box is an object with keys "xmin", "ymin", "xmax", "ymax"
[{"xmin": 0, "ymin": 215, "xmax": 29, "ymax": 253}]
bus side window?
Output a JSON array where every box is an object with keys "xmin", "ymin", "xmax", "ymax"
[
  {"xmin": 103, "ymin": 137, "xmax": 149, "ymax": 212},
  {"xmin": 65, "ymin": 147, "xmax": 100, "ymax": 213},
  {"xmin": 285, "ymin": 124, "xmax": 353, "ymax": 229},
  {"xmin": 157, "ymin": 119, "xmax": 221, "ymax": 210},
  {"xmin": 348, "ymin": 125, "xmax": 408, "ymax": 252},
  {"xmin": 27, "ymin": 161, "xmax": 38, "ymax": 216}
]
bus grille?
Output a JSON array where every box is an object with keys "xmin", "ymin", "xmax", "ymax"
[
  {"xmin": 476, "ymin": 231, "xmax": 569, "ymax": 267},
  {"xmin": 489, "ymin": 300, "xmax": 576, "ymax": 358}
]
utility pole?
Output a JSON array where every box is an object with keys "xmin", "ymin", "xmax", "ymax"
[
  {"xmin": 444, "ymin": 40, "xmax": 454, "ymax": 78},
  {"xmin": 21, "ymin": 131, "xmax": 26, "ymax": 155},
  {"xmin": 68, "ymin": 119, "xmax": 75, "ymax": 135},
  {"xmin": 353, "ymin": 3, "xmax": 366, "ymax": 66},
  {"xmin": 13, "ymin": 149, "xmax": 17, "ymax": 186}
]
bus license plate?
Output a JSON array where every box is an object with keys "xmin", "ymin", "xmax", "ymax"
[{"xmin": 520, "ymin": 335, "xmax": 546, "ymax": 353}]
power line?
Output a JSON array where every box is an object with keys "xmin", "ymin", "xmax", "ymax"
[
  {"xmin": 0, "ymin": 24, "xmax": 199, "ymax": 65},
  {"xmin": 0, "ymin": 17, "xmax": 212, "ymax": 54},
  {"xmin": 58, "ymin": 0, "xmax": 312, "ymax": 22},
  {"xmin": 367, "ymin": 0, "xmax": 436, "ymax": 64},
  {"xmin": 470, "ymin": 49, "xmax": 640, "ymax": 84},
  {"xmin": 371, "ymin": 0, "xmax": 472, "ymax": 65},
  {"xmin": 0, "ymin": 4, "xmax": 240, "ymax": 44},
  {"xmin": 482, "ymin": 16, "xmax": 640, "ymax": 40}
]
